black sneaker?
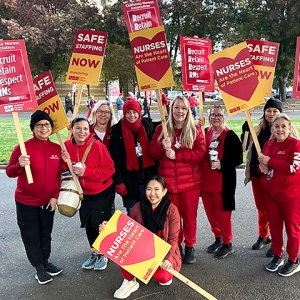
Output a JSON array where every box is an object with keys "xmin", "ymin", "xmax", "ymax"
[
  {"xmin": 183, "ymin": 246, "xmax": 196, "ymax": 264},
  {"xmin": 266, "ymin": 256, "xmax": 284, "ymax": 272},
  {"xmin": 252, "ymin": 237, "xmax": 271, "ymax": 250},
  {"xmin": 207, "ymin": 237, "xmax": 222, "ymax": 253},
  {"xmin": 266, "ymin": 248, "xmax": 274, "ymax": 258},
  {"xmin": 214, "ymin": 243, "xmax": 234, "ymax": 259},
  {"xmin": 178, "ymin": 245, "xmax": 184, "ymax": 258},
  {"xmin": 278, "ymin": 259, "xmax": 300, "ymax": 277},
  {"xmin": 45, "ymin": 263, "xmax": 63, "ymax": 276},
  {"xmin": 35, "ymin": 268, "xmax": 53, "ymax": 285}
]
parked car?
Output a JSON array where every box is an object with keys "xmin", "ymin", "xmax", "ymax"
[
  {"xmin": 286, "ymin": 91, "xmax": 293, "ymax": 99},
  {"xmin": 210, "ymin": 91, "xmax": 223, "ymax": 101}
]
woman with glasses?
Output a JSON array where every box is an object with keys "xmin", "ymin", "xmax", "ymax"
[
  {"xmin": 201, "ymin": 105, "xmax": 243, "ymax": 259},
  {"xmin": 149, "ymin": 96, "xmax": 206, "ymax": 264},
  {"xmin": 109, "ymin": 98, "xmax": 158, "ymax": 215},
  {"xmin": 89, "ymin": 100, "xmax": 117, "ymax": 148},
  {"xmin": 6, "ymin": 110, "xmax": 63, "ymax": 285},
  {"xmin": 258, "ymin": 113, "xmax": 300, "ymax": 277},
  {"xmin": 242, "ymin": 98, "xmax": 282, "ymax": 256},
  {"xmin": 62, "ymin": 117, "xmax": 115, "ymax": 272}
]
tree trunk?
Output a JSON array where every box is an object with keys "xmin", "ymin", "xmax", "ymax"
[{"xmin": 278, "ymin": 78, "xmax": 286, "ymax": 102}]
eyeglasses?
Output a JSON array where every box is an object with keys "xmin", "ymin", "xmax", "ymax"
[
  {"xmin": 210, "ymin": 114, "xmax": 223, "ymax": 119},
  {"xmin": 35, "ymin": 123, "xmax": 51, "ymax": 129},
  {"xmin": 96, "ymin": 110, "xmax": 111, "ymax": 115}
]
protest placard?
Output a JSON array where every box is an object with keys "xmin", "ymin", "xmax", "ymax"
[
  {"xmin": 180, "ymin": 36, "xmax": 214, "ymax": 92},
  {"xmin": 292, "ymin": 37, "xmax": 300, "ymax": 99},
  {"xmin": 33, "ymin": 71, "xmax": 69, "ymax": 133},
  {"xmin": 122, "ymin": 0, "xmax": 174, "ymax": 91},
  {"xmin": 209, "ymin": 42, "xmax": 265, "ymax": 116},
  {"xmin": 0, "ymin": 39, "xmax": 37, "ymax": 114},
  {"xmin": 93, "ymin": 210, "xmax": 171, "ymax": 284},
  {"xmin": 246, "ymin": 40, "xmax": 279, "ymax": 97},
  {"xmin": 66, "ymin": 29, "xmax": 108, "ymax": 86}
]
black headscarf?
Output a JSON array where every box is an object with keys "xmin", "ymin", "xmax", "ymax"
[{"xmin": 141, "ymin": 194, "xmax": 171, "ymax": 234}]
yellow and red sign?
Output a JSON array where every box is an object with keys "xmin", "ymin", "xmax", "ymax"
[
  {"xmin": 209, "ymin": 42, "xmax": 265, "ymax": 116},
  {"xmin": 122, "ymin": 0, "xmax": 174, "ymax": 91},
  {"xmin": 93, "ymin": 210, "xmax": 171, "ymax": 284},
  {"xmin": 33, "ymin": 71, "xmax": 69, "ymax": 133},
  {"xmin": 0, "ymin": 40, "xmax": 37, "ymax": 114},
  {"xmin": 66, "ymin": 30, "xmax": 108, "ymax": 86},
  {"xmin": 180, "ymin": 36, "xmax": 214, "ymax": 92},
  {"xmin": 292, "ymin": 37, "xmax": 300, "ymax": 99},
  {"xmin": 246, "ymin": 40, "xmax": 279, "ymax": 97}
]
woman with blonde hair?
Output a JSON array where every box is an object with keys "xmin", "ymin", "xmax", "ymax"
[
  {"xmin": 258, "ymin": 113, "xmax": 300, "ymax": 276},
  {"xmin": 89, "ymin": 100, "xmax": 117, "ymax": 149},
  {"xmin": 149, "ymin": 96, "xmax": 206, "ymax": 264}
]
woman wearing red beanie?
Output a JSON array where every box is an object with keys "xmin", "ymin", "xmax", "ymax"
[{"xmin": 109, "ymin": 98, "xmax": 159, "ymax": 214}]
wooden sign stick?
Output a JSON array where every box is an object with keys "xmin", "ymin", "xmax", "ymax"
[
  {"xmin": 156, "ymin": 88, "xmax": 168, "ymax": 138},
  {"xmin": 166, "ymin": 267, "xmax": 218, "ymax": 300},
  {"xmin": 66, "ymin": 83, "xmax": 84, "ymax": 140},
  {"xmin": 198, "ymin": 91, "xmax": 205, "ymax": 136},
  {"xmin": 56, "ymin": 132, "xmax": 83, "ymax": 195},
  {"xmin": 242, "ymin": 108, "xmax": 253, "ymax": 152},
  {"xmin": 244, "ymin": 110, "xmax": 261, "ymax": 155},
  {"xmin": 12, "ymin": 112, "xmax": 33, "ymax": 184}
]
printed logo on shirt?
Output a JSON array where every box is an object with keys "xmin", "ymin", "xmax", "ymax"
[
  {"xmin": 290, "ymin": 152, "xmax": 300, "ymax": 173},
  {"xmin": 50, "ymin": 154, "xmax": 59, "ymax": 160},
  {"xmin": 277, "ymin": 151, "xmax": 285, "ymax": 154}
]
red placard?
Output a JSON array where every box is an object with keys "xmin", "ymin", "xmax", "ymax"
[
  {"xmin": 122, "ymin": 0, "xmax": 162, "ymax": 33},
  {"xmin": 292, "ymin": 37, "xmax": 300, "ymax": 99},
  {"xmin": 0, "ymin": 40, "xmax": 37, "ymax": 114},
  {"xmin": 180, "ymin": 36, "xmax": 214, "ymax": 92},
  {"xmin": 246, "ymin": 40, "xmax": 279, "ymax": 96}
]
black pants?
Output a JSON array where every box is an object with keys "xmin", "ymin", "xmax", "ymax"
[
  {"xmin": 16, "ymin": 201, "xmax": 55, "ymax": 268},
  {"xmin": 80, "ymin": 185, "xmax": 115, "ymax": 247},
  {"xmin": 142, "ymin": 107, "xmax": 150, "ymax": 118},
  {"xmin": 65, "ymin": 106, "xmax": 73, "ymax": 114}
]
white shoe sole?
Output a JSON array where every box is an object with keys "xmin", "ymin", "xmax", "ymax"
[
  {"xmin": 159, "ymin": 279, "xmax": 172, "ymax": 286},
  {"xmin": 94, "ymin": 263, "xmax": 107, "ymax": 271},
  {"xmin": 47, "ymin": 269, "xmax": 63, "ymax": 276},
  {"xmin": 278, "ymin": 264, "xmax": 300, "ymax": 277},
  {"xmin": 266, "ymin": 259, "xmax": 284, "ymax": 272},
  {"xmin": 114, "ymin": 282, "xmax": 139, "ymax": 299},
  {"xmin": 35, "ymin": 274, "xmax": 53, "ymax": 285}
]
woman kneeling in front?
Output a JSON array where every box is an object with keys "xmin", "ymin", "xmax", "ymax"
[{"xmin": 99, "ymin": 175, "xmax": 181, "ymax": 299}]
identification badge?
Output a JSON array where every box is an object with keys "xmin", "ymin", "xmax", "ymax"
[
  {"xmin": 174, "ymin": 141, "xmax": 181, "ymax": 149},
  {"xmin": 135, "ymin": 142, "xmax": 142, "ymax": 157},
  {"xmin": 266, "ymin": 169, "xmax": 273, "ymax": 180}
]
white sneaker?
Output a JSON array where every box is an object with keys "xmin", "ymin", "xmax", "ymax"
[
  {"xmin": 114, "ymin": 278, "xmax": 139, "ymax": 299},
  {"xmin": 159, "ymin": 279, "xmax": 172, "ymax": 286}
]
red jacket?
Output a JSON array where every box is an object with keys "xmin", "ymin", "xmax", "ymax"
[
  {"xmin": 6, "ymin": 137, "xmax": 62, "ymax": 206},
  {"xmin": 260, "ymin": 136, "xmax": 300, "ymax": 201},
  {"xmin": 64, "ymin": 134, "xmax": 115, "ymax": 195},
  {"xmin": 148, "ymin": 124, "xmax": 206, "ymax": 194},
  {"xmin": 130, "ymin": 202, "xmax": 182, "ymax": 272}
]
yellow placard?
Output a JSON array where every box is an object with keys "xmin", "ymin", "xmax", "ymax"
[
  {"xmin": 66, "ymin": 53, "xmax": 104, "ymax": 86},
  {"xmin": 93, "ymin": 210, "xmax": 171, "ymax": 284},
  {"xmin": 129, "ymin": 26, "xmax": 174, "ymax": 91},
  {"xmin": 37, "ymin": 95, "xmax": 69, "ymax": 133},
  {"xmin": 209, "ymin": 42, "xmax": 265, "ymax": 116}
]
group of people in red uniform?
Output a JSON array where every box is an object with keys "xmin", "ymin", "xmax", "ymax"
[{"xmin": 6, "ymin": 95, "xmax": 300, "ymax": 298}]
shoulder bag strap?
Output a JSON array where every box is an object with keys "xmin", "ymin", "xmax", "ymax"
[{"xmin": 82, "ymin": 139, "xmax": 96, "ymax": 163}]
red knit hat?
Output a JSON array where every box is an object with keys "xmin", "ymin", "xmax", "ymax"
[{"xmin": 123, "ymin": 98, "xmax": 141, "ymax": 115}]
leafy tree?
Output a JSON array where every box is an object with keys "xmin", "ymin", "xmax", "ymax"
[{"xmin": 0, "ymin": 0, "xmax": 100, "ymax": 79}]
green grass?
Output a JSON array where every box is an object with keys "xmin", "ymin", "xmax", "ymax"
[{"xmin": 1, "ymin": 118, "xmax": 300, "ymax": 165}]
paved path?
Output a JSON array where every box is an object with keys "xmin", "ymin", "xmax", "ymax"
[{"xmin": 1, "ymin": 169, "xmax": 299, "ymax": 300}]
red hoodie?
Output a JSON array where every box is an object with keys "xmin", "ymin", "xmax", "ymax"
[
  {"xmin": 260, "ymin": 136, "xmax": 300, "ymax": 201},
  {"xmin": 6, "ymin": 137, "xmax": 62, "ymax": 206},
  {"xmin": 64, "ymin": 134, "xmax": 115, "ymax": 195}
]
